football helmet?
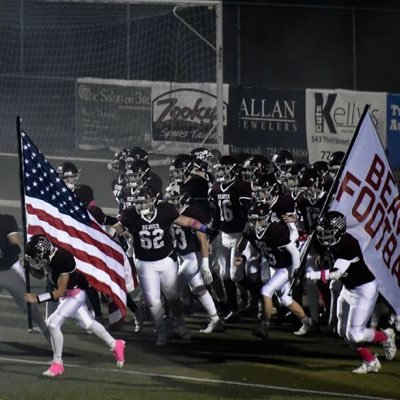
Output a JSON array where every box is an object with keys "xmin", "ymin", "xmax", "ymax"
[
  {"xmin": 281, "ymin": 163, "xmax": 307, "ymax": 199},
  {"xmin": 299, "ymin": 168, "xmax": 325, "ymax": 204},
  {"xmin": 110, "ymin": 148, "xmax": 130, "ymax": 174},
  {"xmin": 213, "ymin": 155, "xmax": 240, "ymax": 183},
  {"xmin": 242, "ymin": 155, "xmax": 270, "ymax": 182},
  {"xmin": 189, "ymin": 147, "xmax": 213, "ymax": 170},
  {"xmin": 133, "ymin": 185, "xmax": 159, "ymax": 218},
  {"xmin": 25, "ymin": 235, "xmax": 54, "ymax": 270},
  {"xmin": 248, "ymin": 202, "xmax": 273, "ymax": 237},
  {"xmin": 57, "ymin": 162, "xmax": 80, "ymax": 191},
  {"xmin": 128, "ymin": 146, "xmax": 149, "ymax": 162},
  {"xmin": 252, "ymin": 173, "xmax": 280, "ymax": 204},
  {"xmin": 316, "ymin": 211, "xmax": 346, "ymax": 247},
  {"xmin": 311, "ymin": 160, "xmax": 330, "ymax": 178},
  {"xmin": 328, "ymin": 151, "xmax": 345, "ymax": 177},
  {"xmin": 271, "ymin": 149, "xmax": 295, "ymax": 182},
  {"xmin": 164, "ymin": 181, "xmax": 188, "ymax": 210},
  {"xmin": 169, "ymin": 154, "xmax": 193, "ymax": 183},
  {"xmin": 125, "ymin": 160, "xmax": 151, "ymax": 188}
]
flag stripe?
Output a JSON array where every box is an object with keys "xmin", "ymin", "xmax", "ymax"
[{"xmin": 20, "ymin": 130, "xmax": 132, "ymax": 318}]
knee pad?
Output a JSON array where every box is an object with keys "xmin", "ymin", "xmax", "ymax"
[
  {"xmin": 279, "ymin": 292, "xmax": 293, "ymax": 307},
  {"xmin": 191, "ymin": 285, "xmax": 207, "ymax": 297}
]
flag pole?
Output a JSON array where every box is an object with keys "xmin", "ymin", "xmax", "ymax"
[
  {"xmin": 16, "ymin": 116, "xmax": 33, "ymax": 331},
  {"xmin": 289, "ymin": 104, "xmax": 371, "ymax": 292}
]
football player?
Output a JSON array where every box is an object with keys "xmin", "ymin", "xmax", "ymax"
[
  {"xmin": 112, "ymin": 184, "xmax": 216, "ymax": 346},
  {"xmin": 328, "ymin": 151, "xmax": 345, "ymax": 179},
  {"xmin": 165, "ymin": 182, "xmax": 224, "ymax": 333},
  {"xmin": 309, "ymin": 211, "xmax": 397, "ymax": 374},
  {"xmin": 234, "ymin": 202, "xmax": 314, "ymax": 340},
  {"xmin": 0, "ymin": 214, "xmax": 50, "ymax": 343},
  {"xmin": 109, "ymin": 148, "xmax": 130, "ymax": 209},
  {"xmin": 271, "ymin": 149, "xmax": 295, "ymax": 189},
  {"xmin": 24, "ymin": 235, "xmax": 126, "ymax": 377},
  {"xmin": 209, "ymin": 155, "xmax": 253, "ymax": 322}
]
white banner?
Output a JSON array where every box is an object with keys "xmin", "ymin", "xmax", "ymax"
[
  {"xmin": 305, "ymin": 89, "xmax": 387, "ymax": 164},
  {"xmin": 330, "ymin": 111, "xmax": 400, "ymax": 314}
]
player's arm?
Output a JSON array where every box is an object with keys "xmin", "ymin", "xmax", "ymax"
[
  {"xmin": 110, "ymin": 221, "xmax": 127, "ymax": 237},
  {"xmin": 174, "ymin": 215, "xmax": 216, "ymax": 236},
  {"xmin": 306, "ymin": 257, "xmax": 355, "ymax": 283},
  {"xmin": 25, "ymin": 273, "xmax": 70, "ymax": 304},
  {"xmin": 195, "ymin": 230, "xmax": 213, "ymax": 285}
]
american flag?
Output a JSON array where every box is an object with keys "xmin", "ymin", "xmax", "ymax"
[{"xmin": 21, "ymin": 129, "xmax": 131, "ymax": 318}]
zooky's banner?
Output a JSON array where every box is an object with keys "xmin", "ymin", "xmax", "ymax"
[
  {"xmin": 306, "ymin": 89, "xmax": 387, "ymax": 164},
  {"xmin": 227, "ymin": 87, "xmax": 308, "ymax": 163},
  {"xmin": 386, "ymin": 93, "xmax": 400, "ymax": 169},
  {"xmin": 330, "ymin": 111, "xmax": 400, "ymax": 314}
]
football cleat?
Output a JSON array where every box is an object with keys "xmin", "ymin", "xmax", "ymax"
[
  {"xmin": 252, "ymin": 326, "xmax": 268, "ymax": 341},
  {"xmin": 200, "ymin": 318, "xmax": 224, "ymax": 334},
  {"xmin": 293, "ymin": 319, "xmax": 314, "ymax": 336},
  {"xmin": 382, "ymin": 328, "xmax": 397, "ymax": 361},
  {"xmin": 352, "ymin": 355, "xmax": 381, "ymax": 374},
  {"xmin": 223, "ymin": 311, "xmax": 240, "ymax": 323},
  {"xmin": 42, "ymin": 362, "xmax": 64, "ymax": 377},
  {"xmin": 131, "ymin": 308, "xmax": 144, "ymax": 333},
  {"xmin": 113, "ymin": 339, "xmax": 126, "ymax": 368},
  {"xmin": 174, "ymin": 322, "xmax": 192, "ymax": 340},
  {"xmin": 156, "ymin": 332, "xmax": 168, "ymax": 346}
]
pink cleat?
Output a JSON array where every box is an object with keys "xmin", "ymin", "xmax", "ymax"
[
  {"xmin": 42, "ymin": 362, "xmax": 64, "ymax": 377},
  {"xmin": 113, "ymin": 339, "xmax": 126, "ymax": 368}
]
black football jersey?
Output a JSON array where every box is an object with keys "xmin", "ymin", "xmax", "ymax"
[
  {"xmin": 328, "ymin": 233, "xmax": 375, "ymax": 289},
  {"xmin": 210, "ymin": 179, "xmax": 252, "ymax": 233},
  {"xmin": 270, "ymin": 194, "xmax": 296, "ymax": 222},
  {"xmin": 183, "ymin": 174, "xmax": 213, "ymax": 223},
  {"xmin": 111, "ymin": 175, "xmax": 127, "ymax": 204},
  {"xmin": 74, "ymin": 184, "xmax": 94, "ymax": 206},
  {"xmin": 244, "ymin": 221, "xmax": 293, "ymax": 269},
  {"xmin": 120, "ymin": 185, "xmax": 138, "ymax": 210},
  {"xmin": 296, "ymin": 192, "xmax": 326, "ymax": 233},
  {"xmin": 170, "ymin": 205, "xmax": 206, "ymax": 255},
  {"xmin": 120, "ymin": 202, "xmax": 179, "ymax": 261},
  {"xmin": 0, "ymin": 214, "xmax": 19, "ymax": 270},
  {"xmin": 47, "ymin": 247, "xmax": 88, "ymax": 290}
]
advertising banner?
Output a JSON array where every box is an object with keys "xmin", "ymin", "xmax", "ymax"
[
  {"xmin": 305, "ymin": 89, "xmax": 387, "ymax": 164},
  {"xmin": 387, "ymin": 93, "xmax": 400, "ymax": 169},
  {"xmin": 76, "ymin": 78, "xmax": 152, "ymax": 152},
  {"xmin": 227, "ymin": 87, "xmax": 308, "ymax": 163},
  {"xmin": 76, "ymin": 78, "xmax": 228, "ymax": 155},
  {"xmin": 151, "ymin": 82, "xmax": 229, "ymax": 155}
]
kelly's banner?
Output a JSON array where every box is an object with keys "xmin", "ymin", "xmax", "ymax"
[
  {"xmin": 387, "ymin": 93, "xmax": 400, "ymax": 169},
  {"xmin": 330, "ymin": 111, "xmax": 400, "ymax": 314},
  {"xmin": 305, "ymin": 89, "xmax": 387, "ymax": 164},
  {"xmin": 227, "ymin": 87, "xmax": 307, "ymax": 163}
]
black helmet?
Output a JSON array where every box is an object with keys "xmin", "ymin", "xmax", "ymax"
[
  {"xmin": 169, "ymin": 154, "xmax": 193, "ymax": 183},
  {"xmin": 57, "ymin": 162, "xmax": 80, "ymax": 190},
  {"xmin": 328, "ymin": 151, "xmax": 345, "ymax": 177},
  {"xmin": 125, "ymin": 160, "xmax": 151, "ymax": 188},
  {"xmin": 164, "ymin": 181, "xmax": 188, "ymax": 210},
  {"xmin": 133, "ymin": 184, "xmax": 159, "ymax": 218},
  {"xmin": 242, "ymin": 155, "xmax": 270, "ymax": 182},
  {"xmin": 281, "ymin": 163, "xmax": 307, "ymax": 198},
  {"xmin": 213, "ymin": 155, "xmax": 240, "ymax": 183},
  {"xmin": 316, "ymin": 211, "xmax": 346, "ymax": 247},
  {"xmin": 25, "ymin": 235, "xmax": 54, "ymax": 270},
  {"xmin": 311, "ymin": 161, "xmax": 330, "ymax": 177},
  {"xmin": 299, "ymin": 168, "xmax": 325, "ymax": 203},
  {"xmin": 128, "ymin": 147, "xmax": 149, "ymax": 162},
  {"xmin": 252, "ymin": 173, "xmax": 280, "ymax": 204},
  {"xmin": 110, "ymin": 150, "xmax": 128, "ymax": 174},
  {"xmin": 247, "ymin": 202, "xmax": 273, "ymax": 236},
  {"xmin": 271, "ymin": 149, "xmax": 295, "ymax": 182}
]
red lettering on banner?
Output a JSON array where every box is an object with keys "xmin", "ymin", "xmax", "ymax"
[
  {"xmin": 365, "ymin": 154, "xmax": 385, "ymax": 191},
  {"xmin": 336, "ymin": 171, "xmax": 361, "ymax": 201},
  {"xmin": 383, "ymin": 233, "xmax": 397, "ymax": 270},
  {"xmin": 380, "ymin": 171, "xmax": 396, "ymax": 208},
  {"xmin": 364, "ymin": 202, "xmax": 385, "ymax": 239},
  {"xmin": 386, "ymin": 195, "xmax": 400, "ymax": 235},
  {"xmin": 375, "ymin": 216, "xmax": 392, "ymax": 250},
  {"xmin": 352, "ymin": 186, "xmax": 375, "ymax": 222},
  {"xmin": 391, "ymin": 255, "xmax": 400, "ymax": 287}
]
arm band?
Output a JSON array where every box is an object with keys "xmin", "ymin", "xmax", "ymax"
[
  {"xmin": 37, "ymin": 292, "xmax": 55, "ymax": 303},
  {"xmin": 190, "ymin": 219, "xmax": 207, "ymax": 233}
]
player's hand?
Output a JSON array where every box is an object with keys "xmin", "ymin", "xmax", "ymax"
[
  {"xmin": 283, "ymin": 212, "xmax": 297, "ymax": 223},
  {"xmin": 201, "ymin": 259, "xmax": 213, "ymax": 285},
  {"xmin": 24, "ymin": 293, "xmax": 38, "ymax": 304},
  {"xmin": 234, "ymin": 255, "xmax": 244, "ymax": 267}
]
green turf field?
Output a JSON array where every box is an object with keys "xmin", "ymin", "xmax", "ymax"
[{"xmin": 0, "ymin": 283, "xmax": 398, "ymax": 400}]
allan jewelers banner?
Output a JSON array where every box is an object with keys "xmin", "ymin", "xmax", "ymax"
[
  {"xmin": 227, "ymin": 87, "xmax": 308, "ymax": 164},
  {"xmin": 305, "ymin": 89, "xmax": 387, "ymax": 164}
]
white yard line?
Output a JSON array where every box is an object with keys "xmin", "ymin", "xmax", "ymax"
[{"xmin": 0, "ymin": 356, "xmax": 394, "ymax": 400}]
